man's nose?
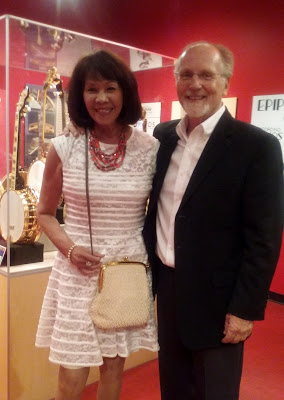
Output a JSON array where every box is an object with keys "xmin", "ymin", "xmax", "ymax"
[{"xmin": 188, "ymin": 74, "xmax": 202, "ymax": 88}]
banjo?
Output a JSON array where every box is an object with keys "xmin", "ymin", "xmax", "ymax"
[
  {"xmin": 27, "ymin": 66, "xmax": 61, "ymax": 195},
  {"xmin": 0, "ymin": 87, "xmax": 41, "ymax": 244}
]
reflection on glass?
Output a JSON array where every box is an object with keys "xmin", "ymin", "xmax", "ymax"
[{"xmin": 0, "ymin": 14, "xmax": 176, "ymax": 400}]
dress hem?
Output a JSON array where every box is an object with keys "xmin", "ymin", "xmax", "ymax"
[{"xmin": 45, "ymin": 345, "xmax": 159, "ymax": 368}]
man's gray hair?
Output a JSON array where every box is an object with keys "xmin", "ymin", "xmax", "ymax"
[{"xmin": 174, "ymin": 41, "xmax": 234, "ymax": 79}]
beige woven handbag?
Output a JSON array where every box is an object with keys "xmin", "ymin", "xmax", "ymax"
[{"xmin": 89, "ymin": 258, "xmax": 150, "ymax": 329}]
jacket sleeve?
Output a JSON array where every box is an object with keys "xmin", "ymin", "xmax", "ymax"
[{"xmin": 228, "ymin": 131, "xmax": 283, "ymax": 320}]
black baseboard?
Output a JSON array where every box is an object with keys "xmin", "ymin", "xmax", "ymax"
[{"xmin": 269, "ymin": 291, "xmax": 284, "ymax": 305}]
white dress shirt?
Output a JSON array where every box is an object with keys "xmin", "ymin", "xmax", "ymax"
[{"xmin": 156, "ymin": 105, "xmax": 226, "ymax": 267}]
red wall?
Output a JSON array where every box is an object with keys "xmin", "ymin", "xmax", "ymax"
[
  {"xmin": 136, "ymin": 67, "xmax": 176, "ymax": 122},
  {"xmin": 1, "ymin": 0, "xmax": 283, "ymax": 124},
  {"xmin": 0, "ymin": 0, "xmax": 283, "ymax": 294}
]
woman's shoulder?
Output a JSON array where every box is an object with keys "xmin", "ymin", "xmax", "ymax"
[
  {"xmin": 51, "ymin": 132, "xmax": 85, "ymax": 161},
  {"xmin": 51, "ymin": 131, "xmax": 85, "ymax": 148},
  {"xmin": 52, "ymin": 131, "xmax": 82, "ymax": 143},
  {"xmin": 130, "ymin": 127, "xmax": 158, "ymax": 148},
  {"xmin": 127, "ymin": 128, "xmax": 159, "ymax": 168}
]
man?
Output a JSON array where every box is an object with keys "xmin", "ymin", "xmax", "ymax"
[{"xmin": 142, "ymin": 41, "xmax": 283, "ymax": 400}]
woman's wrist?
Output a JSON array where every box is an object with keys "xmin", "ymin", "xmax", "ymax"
[{"xmin": 67, "ymin": 244, "xmax": 77, "ymax": 263}]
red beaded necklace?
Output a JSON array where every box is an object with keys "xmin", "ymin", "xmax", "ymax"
[{"xmin": 88, "ymin": 130, "xmax": 127, "ymax": 172}]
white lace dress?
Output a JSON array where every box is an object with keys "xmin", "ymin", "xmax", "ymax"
[{"xmin": 35, "ymin": 128, "xmax": 160, "ymax": 367}]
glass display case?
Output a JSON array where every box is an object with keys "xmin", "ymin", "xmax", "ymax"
[{"xmin": 0, "ymin": 14, "xmax": 176, "ymax": 400}]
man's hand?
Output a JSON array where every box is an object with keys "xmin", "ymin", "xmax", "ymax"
[
  {"xmin": 63, "ymin": 121, "xmax": 85, "ymax": 138},
  {"xmin": 222, "ymin": 313, "xmax": 253, "ymax": 344}
]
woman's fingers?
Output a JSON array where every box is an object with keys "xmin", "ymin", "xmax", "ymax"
[
  {"xmin": 69, "ymin": 246, "xmax": 104, "ymax": 275},
  {"xmin": 62, "ymin": 121, "xmax": 85, "ymax": 137}
]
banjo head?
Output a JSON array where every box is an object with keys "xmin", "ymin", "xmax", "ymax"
[
  {"xmin": 0, "ymin": 188, "xmax": 41, "ymax": 244},
  {"xmin": 27, "ymin": 159, "xmax": 46, "ymax": 194}
]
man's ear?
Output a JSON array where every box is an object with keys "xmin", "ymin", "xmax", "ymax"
[{"xmin": 223, "ymin": 78, "xmax": 230, "ymax": 97}]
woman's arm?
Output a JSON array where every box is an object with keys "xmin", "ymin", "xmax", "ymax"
[{"xmin": 37, "ymin": 145, "xmax": 104, "ymax": 275}]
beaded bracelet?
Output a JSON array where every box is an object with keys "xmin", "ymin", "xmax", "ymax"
[{"xmin": 67, "ymin": 244, "xmax": 77, "ymax": 263}]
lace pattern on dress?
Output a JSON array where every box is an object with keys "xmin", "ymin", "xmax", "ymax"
[{"xmin": 35, "ymin": 128, "xmax": 159, "ymax": 366}]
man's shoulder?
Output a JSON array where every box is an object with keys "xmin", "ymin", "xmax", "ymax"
[
  {"xmin": 233, "ymin": 119, "xmax": 279, "ymax": 145},
  {"xmin": 153, "ymin": 119, "xmax": 180, "ymax": 141},
  {"xmin": 221, "ymin": 110, "xmax": 280, "ymax": 146}
]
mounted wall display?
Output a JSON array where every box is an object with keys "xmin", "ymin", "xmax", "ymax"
[
  {"xmin": 251, "ymin": 94, "xmax": 284, "ymax": 298},
  {"xmin": 251, "ymin": 94, "xmax": 284, "ymax": 156},
  {"xmin": 141, "ymin": 102, "xmax": 162, "ymax": 135},
  {"xmin": 223, "ymin": 97, "xmax": 237, "ymax": 118},
  {"xmin": 171, "ymin": 100, "xmax": 185, "ymax": 120},
  {"xmin": 130, "ymin": 49, "xmax": 163, "ymax": 71}
]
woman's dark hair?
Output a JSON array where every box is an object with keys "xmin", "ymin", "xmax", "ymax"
[{"xmin": 67, "ymin": 49, "xmax": 142, "ymax": 129}]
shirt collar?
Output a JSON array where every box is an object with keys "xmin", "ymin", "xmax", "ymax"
[{"xmin": 176, "ymin": 104, "xmax": 226, "ymax": 140}]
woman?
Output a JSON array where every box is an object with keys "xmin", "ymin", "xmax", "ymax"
[{"xmin": 35, "ymin": 50, "xmax": 159, "ymax": 400}]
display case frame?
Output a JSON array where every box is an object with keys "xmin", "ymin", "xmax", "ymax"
[{"xmin": 0, "ymin": 14, "xmax": 175, "ymax": 400}]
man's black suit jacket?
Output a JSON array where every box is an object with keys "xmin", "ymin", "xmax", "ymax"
[{"xmin": 143, "ymin": 109, "xmax": 283, "ymax": 350}]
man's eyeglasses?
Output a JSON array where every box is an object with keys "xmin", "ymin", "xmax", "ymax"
[{"xmin": 175, "ymin": 72, "xmax": 224, "ymax": 84}]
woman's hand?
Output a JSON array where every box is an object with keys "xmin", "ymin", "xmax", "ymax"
[
  {"xmin": 69, "ymin": 245, "xmax": 105, "ymax": 276},
  {"xmin": 63, "ymin": 121, "xmax": 85, "ymax": 138}
]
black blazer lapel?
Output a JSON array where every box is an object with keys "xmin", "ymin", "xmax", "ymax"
[
  {"xmin": 147, "ymin": 125, "xmax": 179, "ymax": 216},
  {"xmin": 179, "ymin": 110, "xmax": 235, "ymax": 209}
]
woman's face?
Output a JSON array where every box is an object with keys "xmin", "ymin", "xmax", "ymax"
[{"xmin": 83, "ymin": 79, "xmax": 123, "ymax": 128}]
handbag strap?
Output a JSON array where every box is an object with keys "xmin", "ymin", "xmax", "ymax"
[{"xmin": 85, "ymin": 130, "xmax": 93, "ymax": 255}]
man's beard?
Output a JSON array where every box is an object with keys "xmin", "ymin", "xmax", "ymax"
[{"xmin": 181, "ymin": 100, "xmax": 210, "ymax": 119}]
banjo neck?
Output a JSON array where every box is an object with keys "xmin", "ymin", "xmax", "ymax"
[
  {"xmin": 10, "ymin": 87, "xmax": 31, "ymax": 191},
  {"xmin": 38, "ymin": 66, "xmax": 58, "ymax": 160},
  {"xmin": 55, "ymin": 76, "xmax": 66, "ymax": 134}
]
